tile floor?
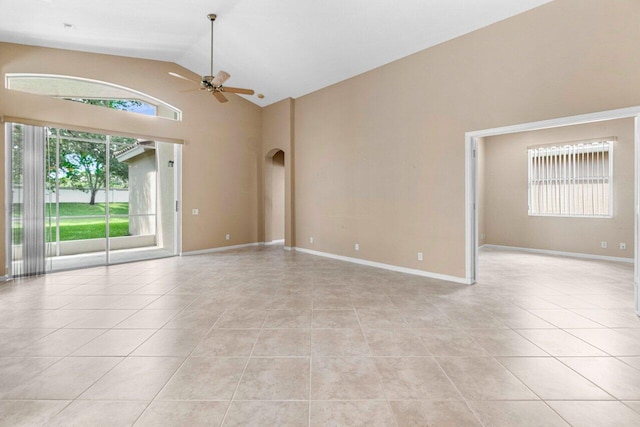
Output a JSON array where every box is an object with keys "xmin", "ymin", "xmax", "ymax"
[{"xmin": 0, "ymin": 246, "xmax": 639, "ymax": 426}]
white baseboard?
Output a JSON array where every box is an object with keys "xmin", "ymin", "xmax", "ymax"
[
  {"xmin": 264, "ymin": 239, "xmax": 285, "ymax": 246},
  {"xmin": 482, "ymin": 244, "xmax": 634, "ymax": 263},
  {"xmin": 293, "ymin": 247, "xmax": 470, "ymax": 284},
  {"xmin": 283, "ymin": 246, "xmax": 293, "ymax": 251},
  {"xmin": 182, "ymin": 242, "xmax": 263, "ymax": 256}
]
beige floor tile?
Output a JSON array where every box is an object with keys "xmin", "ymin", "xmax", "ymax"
[
  {"xmin": 312, "ymin": 329, "xmax": 370, "ymax": 356},
  {"xmin": 415, "ymin": 329, "xmax": 488, "ymax": 356},
  {"xmin": 253, "ymin": 329, "xmax": 311, "ymax": 356},
  {"xmin": 390, "ymin": 401, "xmax": 481, "ymax": 427},
  {"xmin": 17, "ymin": 328, "xmax": 105, "ymax": 356},
  {"xmin": 468, "ymin": 401, "xmax": 569, "ymax": 427},
  {"xmin": 548, "ymin": 401, "xmax": 640, "ymax": 427},
  {"xmin": 364, "ymin": 329, "xmax": 430, "ymax": 356},
  {"xmin": 214, "ymin": 309, "xmax": 268, "ymax": 329},
  {"xmin": 105, "ymin": 295, "xmax": 162, "ymax": 310},
  {"xmin": 438, "ymin": 308, "xmax": 507, "ymax": 329},
  {"xmin": 135, "ymin": 401, "xmax": 228, "ymax": 427},
  {"xmin": 144, "ymin": 295, "xmax": 198, "ymax": 310},
  {"xmin": 47, "ymin": 400, "xmax": 147, "ymax": 427},
  {"xmin": 5, "ymin": 357, "xmax": 122, "ymax": 399},
  {"xmin": 624, "ymin": 400, "xmax": 640, "ymax": 414},
  {"xmin": 0, "ymin": 329, "xmax": 56, "ymax": 355},
  {"xmin": 312, "ymin": 309, "xmax": 360, "ymax": 328},
  {"xmin": 356, "ymin": 309, "xmax": 409, "ymax": 329},
  {"xmin": 224, "ymin": 401, "xmax": 308, "ymax": 427},
  {"xmin": 312, "ymin": 295, "xmax": 354, "ymax": 310},
  {"xmin": 264, "ymin": 310, "xmax": 312, "ymax": 328},
  {"xmin": 115, "ymin": 309, "xmax": 181, "ymax": 328},
  {"xmin": 559, "ymin": 357, "xmax": 640, "ymax": 400},
  {"xmin": 72, "ymin": 329, "xmax": 156, "ymax": 356},
  {"xmin": 399, "ymin": 309, "xmax": 453, "ymax": 329},
  {"xmin": 515, "ymin": 328, "xmax": 607, "ymax": 356},
  {"xmin": 163, "ymin": 309, "xmax": 225, "ymax": 330},
  {"xmin": 234, "ymin": 357, "xmax": 309, "ymax": 400},
  {"xmin": 0, "ymin": 357, "xmax": 60, "ymax": 397},
  {"xmin": 374, "ymin": 357, "xmax": 461, "ymax": 400},
  {"xmin": 65, "ymin": 310, "xmax": 136, "ymax": 329},
  {"xmin": 466, "ymin": 329, "xmax": 548, "ymax": 356},
  {"xmin": 80, "ymin": 356, "xmax": 183, "ymax": 400},
  {"xmin": 566, "ymin": 328, "xmax": 640, "ymax": 356},
  {"xmin": 436, "ymin": 357, "xmax": 537, "ymax": 400},
  {"xmin": 311, "ymin": 357, "xmax": 385, "ymax": 400},
  {"xmin": 310, "ymin": 401, "xmax": 396, "ymax": 427},
  {"xmin": 132, "ymin": 328, "xmax": 207, "ymax": 357},
  {"xmin": 527, "ymin": 310, "xmax": 605, "ymax": 328},
  {"xmin": 0, "ymin": 400, "xmax": 70, "ymax": 427},
  {"xmin": 191, "ymin": 329, "xmax": 259, "ymax": 357},
  {"xmin": 157, "ymin": 357, "xmax": 246, "ymax": 401},
  {"xmin": 571, "ymin": 309, "xmax": 640, "ymax": 328},
  {"xmin": 499, "ymin": 357, "xmax": 611, "ymax": 400},
  {"xmin": 490, "ymin": 308, "xmax": 556, "ymax": 328},
  {"xmin": 618, "ymin": 356, "xmax": 640, "ymax": 370}
]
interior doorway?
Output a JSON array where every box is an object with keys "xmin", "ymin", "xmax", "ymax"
[
  {"xmin": 264, "ymin": 149, "xmax": 285, "ymax": 245},
  {"xmin": 465, "ymin": 107, "xmax": 640, "ymax": 316},
  {"xmin": 5, "ymin": 122, "xmax": 181, "ymax": 276}
]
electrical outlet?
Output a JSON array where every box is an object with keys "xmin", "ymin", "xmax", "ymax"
[
  {"xmin": 418, "ymin": 252, "xmax": 423, "ymax": 261},
  {"xmin": 192, "ymin": 209, "xmax": 199, "ymax": 215},
  {"xmin": 310, "ymin": 237, "xmax": 314, "ymax": 244},
  {"xmin": 225, "ymin": 234, "xmax": 230, "ymax": 241},
  {"xmin": 620, "ymin": 243, "xmax": 626, "ymax": 250},
  {"xmin": 354, "ymin": 243, "xmax": 359, "ymax": 251},
  {"xmin": 601, "ymin": 241, "xmax": 607, "ymax": 249}
]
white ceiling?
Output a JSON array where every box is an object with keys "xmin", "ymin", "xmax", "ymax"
[{"xmin": 0, "ymin": 0, "xmax": 551, "ymax": 107}]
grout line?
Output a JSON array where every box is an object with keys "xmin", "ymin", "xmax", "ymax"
[
  {"xmin": 129, "ymin": 306, "xmax": 230, "ymax": 426},
  {"xmin": 352, "ymin": 304, "xmax": 399, "ymax": 427},
  {"xmin": 217, "ymin": 313, "xmax": 267, "ymax": 427}
]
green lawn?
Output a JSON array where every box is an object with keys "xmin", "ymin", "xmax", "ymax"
[{"xmin": 13, "ymin": 203, "xmax": 130, "ymax": 242}]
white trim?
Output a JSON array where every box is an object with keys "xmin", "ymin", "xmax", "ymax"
[
  {"xmin": 483, "ymin": 244, "xmax": 633, "ymax": 264},
  {"xmin": 264, "ymin": 239, "xmax": 285, "ymax": 245},
  {"xmin": 0, "ymin": 275, "xmax": 7, "ymax": 282},
  {"xmin": 635, "ymin": 116, "xmax": 640, "ymax": 315},
  {"xmin": 466, "ymin": 106, "xmax": 640, "ymax": 317},
  {"xmin": 283, "ymin": 246, "xmax": 293, "ymax": 251},
  {"xmin": 182, "ymin": 242, "xmax": 263, "ymax": 256},
  {"xmin": 294, "ymin": 247, "xmax": 470, "ymax": 284}
]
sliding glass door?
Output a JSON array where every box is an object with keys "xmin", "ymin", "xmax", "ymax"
[{"xmin": 6, "ymin": 123, "xmax": 180, "ymax": 277}]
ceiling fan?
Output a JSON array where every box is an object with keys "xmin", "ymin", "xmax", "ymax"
[{"xmin": 169, "ymin": 13, "xmax": 254, "ymax": 103}]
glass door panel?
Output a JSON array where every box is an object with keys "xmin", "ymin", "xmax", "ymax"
[{"xmin": 46, "ymin": 129, "xmax": 107, "ymax": 272}]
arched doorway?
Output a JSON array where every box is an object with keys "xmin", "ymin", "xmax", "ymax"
[{"xmin": 265, "ymin": 149, "xmax": 285, "ymax": 244}]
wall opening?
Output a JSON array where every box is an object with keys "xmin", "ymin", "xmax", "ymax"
[
  {"xmin": 465, "ymin": 106, "xmax": 640, "ymax": 317},
  {"xmin": 265, "ymin": 149, "xmax": 285, "ymax": 244}
]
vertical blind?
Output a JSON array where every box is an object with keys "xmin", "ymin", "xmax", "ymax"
[
  {"xmin": 8, "ymin": 124, "xmax": 47, "ymax": 276},
  {"xmin": 528, "ymin": 140, "xmax": 612, "ymax": 217}
]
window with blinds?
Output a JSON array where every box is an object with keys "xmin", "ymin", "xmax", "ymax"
[{"xmin": 528, "ymin": 140, "xmax": 613, "ymax": 218}]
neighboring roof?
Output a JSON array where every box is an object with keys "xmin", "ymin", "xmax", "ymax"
[{"xmin": 115, "ymin": 140, "xmax": 156, "ymax": 163}]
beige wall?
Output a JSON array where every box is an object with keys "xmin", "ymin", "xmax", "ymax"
[
  {"xmin": 482, "ymin": 118, "xmax": 634, "ymax": 258},
  {"xmin": 0, "ymin": 42, "xmax": 262, "ymax": 273},
  {"xmin": 293, "ymin": 0, "xmax": 640, "ymax": 279},
  {"xmin": 261, "ymin": 98, "xmax": 295, "ymax": 247}
]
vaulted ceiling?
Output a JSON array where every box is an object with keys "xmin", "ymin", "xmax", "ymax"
[{"xmin": 0, "ymin": 0, "xmax": 551, "ymax": 106}]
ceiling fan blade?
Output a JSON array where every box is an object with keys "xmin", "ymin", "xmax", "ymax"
[
  {"xmin": 169, "ymin": 72, "xmax": 200, "ymax": 84},
  {"xmin": 213, "ymin": 91, "xmax": 228, "ymax": 103},
  {"xmin": 220, "ymin": 86, "xmax": 255, "ymax": 95},
  {"xmin": 211, "ymin": 70, "xmax": 230, "ymax": 87}
]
